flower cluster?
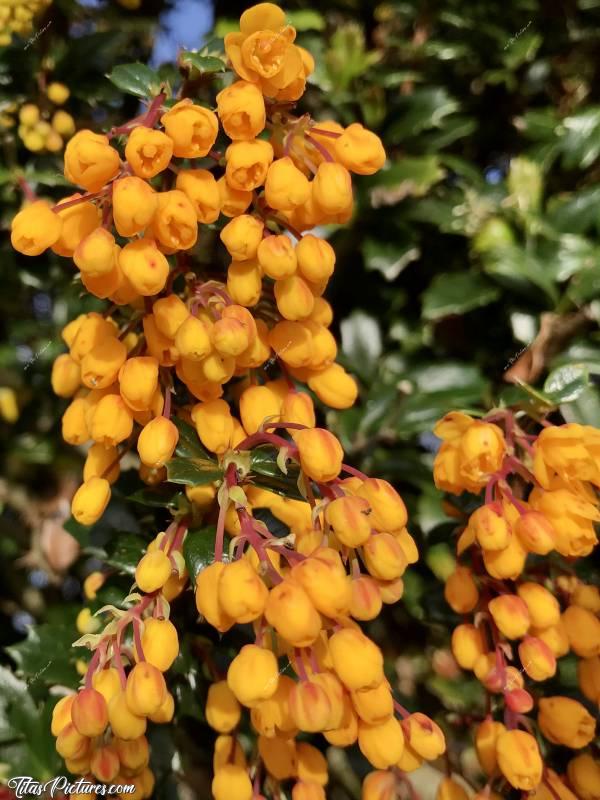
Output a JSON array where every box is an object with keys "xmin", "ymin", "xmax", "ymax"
[
  {"xmin": 9, "ymin": 3, "xmax": 446, "ymax": 798},
  {"xmin": 16, "ymin": 83, "xmax": 75, "ymax": 153},
  {"xmin": 435, "ymin": 413, "xmax": 599, "ymax": 798},
  {"xmin": 0, "ymin": 0, "xmax": 51, "ymax": 46}
]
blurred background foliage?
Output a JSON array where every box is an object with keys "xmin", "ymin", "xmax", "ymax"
[{"xmin": 1, "ymin": 0, "xmax": 599, "ymax": 796}]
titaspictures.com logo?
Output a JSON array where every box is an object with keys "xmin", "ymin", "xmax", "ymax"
[{"xmin": 6, "ymin": 777, "xmax": 136, "ymax": 797}]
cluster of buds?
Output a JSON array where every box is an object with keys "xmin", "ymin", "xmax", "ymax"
[
  {"xmin": 0, "ymin": 0, "xmax": 51, "ymax": 46},
  {"xmin": 435, "ymin": 414, "xmax": 599, "ymax": 798},
  {"xmin": 10, "ymin": 0, "xmax": 387, "ymax": 526},
  {"xmin": 16, "ymin": 83, "xmax": 75, "ymax": 153},
  {"xmin": 51, "ymin": 581, "xmax": 180, "ymax": 798},
  {"xmin": 8, "ymin": 3, "xmax": 448, "ymax": 798}
]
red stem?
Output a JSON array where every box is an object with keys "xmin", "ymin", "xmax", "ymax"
[
  {"xmin": 305, "ymin": 132, "xmax": 334, "ymax": 162},
  {"xmin": 18, "ymin": 176, "xmax": 37, "ymax": 202}
]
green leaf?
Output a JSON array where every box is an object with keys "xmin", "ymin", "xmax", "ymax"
[
  {"xmin": 362, "ymin": 239, "xmax": 420, "ymax": 281},
  {"xmin": 179, "ymin": 51, "xmax": 226, "ymax": 74},
  {"xmin": 559, "ymin": 106, "xmax": 600, "ymax": 170},
  {"xmin": 173, "ymin": 416, "xmax": 213, "ymax": 460},
  {"xmin": 560, "ymin": 386, "xmax": 600, "ymax": 425},
  {"xmin": 365, "ymin": 156, "xmax": 445, "ymax": 198},
  {"xmin": 385, "ymin": 88, "xmax": 460, "ymax": 140},
  {"xmin": 104, "ymin": 533, "xmax": 147, "ymax": 575},
  {"xmin": 6, "ymin": 624, "xmax": 80, "ymax": 688},
  {"xmin": 482, "ymin": 245, "xmax": 559, "ymax": 303},
  {"xmin": 287, "ymin": 10, "xmax": 325, "ymax": 30},
  {"xmin": 183, "ymin": 525, "xmax": 216, "ymax": 581},
  {"xmin": 107, "ymin": 63, "xmax": 162, "ymax": 98},
  {"xmin": 422, "ymin": 273, "xmax": 501, "ymax": 321},
  {"xmin": 544, "ymin": 363, "xmax": 590, "ymax": 403},
  {"xmin": 167, "ymin": 457, "xmax": 223, "ymax": 487},
  {"xmin": 250, "ymin": 447, "xmax": 305, "ymax": 501},
  {"xmin": 128, "ymin": 486, "xmax": 183, "ymax": 509},
  {"xmin": 340, "ymin": 311, "xmax": 382, "ymax": 381},
  {"xmin": 63, "ymin": 516, "xmax": 91, "ymax": 548}
]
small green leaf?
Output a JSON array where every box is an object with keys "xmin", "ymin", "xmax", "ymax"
[
  {"xmin": 544, "ymin": 363, "xmax": 590, "ymax": 403},
  {"xmin": 173, "ymin": 416, "xmax": 213, "ymax": 460},
  {"xmin": 183, "ymin": 525, "xmax": 216, "ymax": 581},
  {"xmin": 287, "ymin": 10, "xmax": 325, "ymax": 30},
  {"xmin": 104, "ymin": 533, "xmax": 147, "ymax": 574},
  {"xmin": 179, "ymin": 51, "xmax": 226, "ymax": 74},
  {"xmin": 63, "ymin": 516, "xmax": 91, "ymax": 547},
  {"xmin": 107, "ymin": 63, "xmax": 162, "ymax": 98},
  {"xmin": 422, "ymin": 272, "xmax": 500, "ymax": 321},
  {"xmin": 6, "ymin": 624, "xmax": 80, "ymax": 688},
  {"xmin": 128, "ymin": 486, "xmax": 183, "ymax": 509},
  {"xmin": 167, "ymin": 457, "xmax": 223, "ymax": 487}
]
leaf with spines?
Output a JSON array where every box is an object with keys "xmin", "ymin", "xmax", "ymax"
[
  {"xmin": 183, "ymin": 525, "xmax": 217, "ymax": 581},
  {"xmin": 167, "ymin": 457, "xmax": 223, "ymax": 487},
  {"xmin": 107, "ymin": 63, "xmax": 162, "ymax": 98}
]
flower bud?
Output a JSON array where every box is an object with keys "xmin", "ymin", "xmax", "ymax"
[
  {"xmin": 333, "ymin": 124, "xmax": 386, "ymax": 175},
  {"xmin": 482, "ymin": 533, "xmax": 527, "ymax": 580},
  {"xmin": 351, "ymin": 681, "xmax": 393, "ymax": 726},
  {"xmin": 572, "ymin": 582, "xmax": 600, "ymax": 612},
  {"xmin": 119, "ymin": 356, "xmax": 159, "ymax": 412},
  {"xmin": 206, "ymin": 680, "xmax": 242, "ymax": 733},
  {"xmin": 51, "ymin": 695, "xmax": 75, "ymax": 737},
  {"xmin": 538, "ymin": 696, "xmax": 596, "ymax": 748},
  {"xmin": 562, "ymin": 604, "xmax": 600, "ymax": 657},
  {"xmin": 293, "ymin": 547, "xmax": 352, "ymax": 619},
  {"xmin": 92, "ymin": 668, "xmax": 121, "ymax": 706},
  {"xmin": 265, "ymin": 579, "xmax": 322, "ymax": 647},
  {"xmin": 361, "ymin": 771, "xmax": 397, "ymax": 800},
  {"xmin": 52, "ymin": 194, "xmax": 101, "ymax": 257},
  {"xmin": 115, "ymin": 736, "xmax": 149, "ymax": 772},
  {"xmin": 289, "ymin": 680, "xmax": 332, "ymax": 732},
  {"xmin": 225, "ymin": 139, "xmax": 274, "ymax": 191},
  {"xmin": 516, "ymin": 582, "xmax": 560, "ymax": 629},
  {"xmin": 62, "ymin": 398, "xmax": 90, "ymax": 445},
  {"xmin": 470, "ymin": 504, "xmax": 510, "ymax": 550},
  {"xmin": 126, "ymin": 662, "xmax": 167, "ymax": 716},
  {"xmin": 475, "ymin": 718, "xmax": 505, "ymax": 775},
  {"xmin": 405, "ymin": 713, "xmax": 445, "ymax": 760},
  {"xmin": 239, "ymin": 384, "xmax": 282, "ymax": 435},
  {"xmin": 281, "ymin": 391, "xmax": 315, "ymax": 431},
  {"xmin": 71, "ymin": 688, "xmax": 108, "ymax": 737},
  {"xmin": 111, "ymin": 176, "xmax": 158, "ymax": 237},
  {"xmin": 578, "ymin": 655, "xmax": 600, "ymax": 704},
  {"xmin": 81, "ymin": 337, "xmax": 127, "ymax": 389},
  {"xmin": 329, "ymin": 628, "xmax": 384, "ymax": 691},
  {"xmin": 83, "ymin": 443, "xmax": 119, "ymax": 484},
  {"xmin": 269, "ymin": 320, "xmax": 313, "ymax": 367},
  {"xmin": 357, "ymin": 716, "xmax": 405, "ymax": 769},
  {"xmin": 90, "ymin": 394, "xmax": 134, "ymax": 446},
  {"xmin": 90, "ymin": 744, "xmax": 119, "ymax": 783},
  {"xmin": 161, "ymin": 99, "xmax": 218, "ymax": 158},
  {"xmin": 212, "ymin": 763, "xmax": 252, "ymax": 800},
  {"xmin": 295, "ymin": 235, "xmax": 336, "ymax": 284},
  {"xmin": 275, "ymin": 275, "xmax": 315, "ymax": 321},
  {"xmin": 196, "ymin": 562, "xmax": 235, "ymax": 633},
  {"xmin": 125, "ymin": 126, "xmax": 173, "ymax": 179},
  {"xmin": 323, "ymin": 694, "xmax": 358, "ymax": 747},
  {"xmin": 349, "ymin": 575, "xmax": 383, "ymax": 621},
  {"xmin": 139, "ymin": 617, "xmax": 179, "ymax": 672},
  {"xmin": 74, "ymin": 228, "xmax": 117, "ymax": 277},
  {"xmin": 307, "ymin": 362, "xmax": 358, "ymax": 409},
  {"xmin": 55, "ymin": 722, "xmax": 90, "ymax": 760},
  {"xmin": 108, "ymin": 691, "xmax": 146, "ymax": 740},
  {"xmin": 313, "ymin": 162, "xmax": 352, "ymax": 214},
  {"xmin": 191, "ymin": 398, "xmax": 234, "ymax": 454},
  {"xmin": 120, "ymin": 239, "xmax": 170, "ymax": 296},
  {"xmin": 356, "ymin": 478, "xmax": 408, "ymax": 532},
  {"xmin": 496, "ymin": 729, "xmax": 542, "ymax": 790},
  {"xmin": 69, "ymin": 313, "xmax": 116, "ymax": 364},
  {"xmin": 257, "ymin": 234, "xmax": 297, "ymax": 278},
  {"xmin": 362, "ymin": 533, "xmax": 407, "ymax": 581},
  {"xmin": 258, "ymin": 734, "xmax": 297, "ymax": 780},
  {"xmin": 216, "ymin": 80, "xmax": 266, "ymax": 141},
  {"xmin": 148, "ymin": 690, "xmax": 175, "ymax": 724},
  {"xmin": 444, "ymin": 567, "xmax": 479, "ymax": 614},
  {"xmin": 151, "ymin": 189, "xmax": 198, "ymax": 251},
  {"xmin": 175, "ymin": 168, "xmax": 221, "ymax": 223},
  {"xmin": 488, "ymin": 593, "xmax": 531, "ymax": 639},
  {"xmin": 135, "ymin": 550, "xmax": 172, "ymax": 593},
  {"xmin": 64, "ymin": 130, "xmax": 120, "ymax": 191},
  {"xmin": 71, "ymin": 477, "xmax": 111, "ymax": 525},
  {"xmin": 292, "ymin": 782, "xmax": 325, "ymax": 800},
  {"xmin": 47, "ymin": 81, "xmax": 69, "ymax": 104},
  {"xmin": 51, "ymin": 353, "xmax": 81, "ymax": 398},
  {"xmin": 52, "ymin": 109, "xmax": 76, "ymax": 137},
  {"xmin": 218, "ymin": 175, "xmax": 252, "ymax": 217},
  {"xmin": 137, "ymin": 416, "xmax": 178, "ymax": 468},
  {"xmin": 227, "ymin": 258, "xmax": 262, "ymax": 307},
  {"xmin": 567, "ymin": 753, "xmax": 600, "ymax": 800},
  {"xmin": 265, "ymin": 157, "xmax": 311, "ymax": 210},
  {"xmin": 294, "ymin": 427, "xmax": 344, "ymax": 483},
  {"xmin": 11, "ymin": 200, "xmax": 63, "ymax": 255},
  {"xmin": 220, "ymin": 214, "xmax": 264, "ymax": 261},
  {"xmin": 451, "ymin": 624, "xmax": 486, "ymax": 670},
  {"xmin": 515, "ymin": 510, "xmax": 556, "ymax": 554},
  {"xmin": 227, "ymin": 644, "xmax": 279, "ymax": 707},
  {"xmin": 218, "ymin": 558, "xmax": 269, "ymax": 623}
]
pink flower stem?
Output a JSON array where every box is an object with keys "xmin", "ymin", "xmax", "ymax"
[
  {"xmin": 84, "ymin": 642, "xmax": 104, "ymax": 689},
  {"xmin": 52, "ymin": 188, "xmax": 110, "ymax": 213},
  {"xmin": 294, "ymin": 648, "xmax": 309, "ymax": 681},
  {"xmin": 113, "ymin": 627, "xmax": 127, "ymax": 689},
  {"xmin": 341, "ymin": 463, "xmax": 368, "ymax": 480},
  {"xmin": 142, "ymin": 91, "xmax": 167, "ymax": 129},
  {"xmin": 304, "ymin": 132, "xmax": 334, "ymax": 162},
  {"xmin": 132, "ymin": 618, "xmax": 145, "ymax": 662},
  {"xmin": 309, "ymin": 127, "xmax": 343, "ymax": 139},
  {"xmin": 393, "ymin": 700, "xmax": 411, "ymax": 719},
  {"xmin": 18, "ymin": 176, "xmax": 37, "ymax": 202},
  {"xmin": 235, "ymin": 430, "xmax": 296, "ymax": 453},
  {"xmin": 162, "ymin": 388, "xmax": 172, "ymax": 419}
]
